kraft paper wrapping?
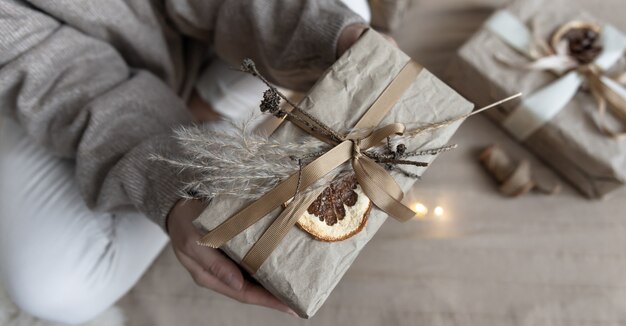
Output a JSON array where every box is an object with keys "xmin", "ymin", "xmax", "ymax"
[
  {"xmin": 193, "ymin": 30, "xmax": 473, "ymax": 318},
  {"xmin": 450, "ymin": 0, "xmax": 626, "ymax": 198},
  {"xmin": 368, "ymin": 0, "xmax": 412, "ymax": 32}
]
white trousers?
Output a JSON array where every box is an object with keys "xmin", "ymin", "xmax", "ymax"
[
  {"xmin": 0, "ymin": 2, "xmax": 370, "ymax": 324},
  {"xmin": 0, "ymin": 61, "xmax": 269, "ymax": 325},
  {"xmin": 0, "ymin": 117, "xmax": 169, "ymax": 325}
]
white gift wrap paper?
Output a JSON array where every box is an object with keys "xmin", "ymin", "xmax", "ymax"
[
  {"xmin": 194, "ymin": 30, "xmax": 473, "ymax": 318},
  {"xmin": 451, "ymin": 0, "xmax": 626, "ymax": 198}
]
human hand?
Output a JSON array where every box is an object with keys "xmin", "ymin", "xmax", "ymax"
[
  {"xmin": 336, "ymin": 23, "xmax": 398, "ymax": 58},
  {"xmin": 167, "ymin": 199, "xmax": 298, "ymax": 316},
  {"xmin": 170, "ymin": 24, "xmax": 396, "ymax": 318}
]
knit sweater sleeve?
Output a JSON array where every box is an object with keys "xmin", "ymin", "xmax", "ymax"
[
  {"xmin": 0, "ymin": 0, "xmax": 362, "ymax": 231},
  {"xmin": 166, "ymin": 0, "xmax": 365, "ymax": 91},
  {"xmin": 0, "ymin": 0, "xmax": 193, "ymax": 229}
]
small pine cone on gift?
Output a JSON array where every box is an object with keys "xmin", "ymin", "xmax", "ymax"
[{"xmin": 560, "ymin": 26, "xmax": 603, "ymax": 64}]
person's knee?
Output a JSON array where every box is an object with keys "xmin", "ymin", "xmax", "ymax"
[{"xmin": 3, "ymin": 262, "xmax": 112, "ymax": 325}]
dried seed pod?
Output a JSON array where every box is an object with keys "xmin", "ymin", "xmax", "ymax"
[
  {"xmin": 240, "ymin": 58, "xmax": 259, "ymax": 75},
  {"xmin": 551, "ymin": 21, "xmax": 603, "ymax": 64},
  {"xmin": 260, "ymin": 89, "xmax": 284, "ymax": 117},
  {"xmin": 395, "ymin": 143, "xmax": 407, "ymax": 156}
]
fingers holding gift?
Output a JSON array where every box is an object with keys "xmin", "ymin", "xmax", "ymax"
[
  {"xmin": 188, "ymin": 242, "xmax": 245, "ymax": 291},
  {"xmin": 167, "ymin": 199, "xmax": 295, "ymax": 315},
  {"xmin": 176, "ymin": 248, "xmax": 296, "ymax": 316},
  {"xmin": 337, "ymin": 23, "xmax": 398, "ymax": 58},
  {"xmin": 237, "ymin": 282, "xmax": 299, "ymax": 317}
]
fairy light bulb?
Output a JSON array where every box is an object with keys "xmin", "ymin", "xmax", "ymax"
[
  {"xmin": 434, "ymin": 206, "xmax": 444, "ymax": 217},
  {"xmin": 413, "ymin": 202, "xmax": 428, "ymax": 218}
]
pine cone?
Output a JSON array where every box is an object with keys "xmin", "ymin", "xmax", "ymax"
[{"xmin": 553, "ymin": 22, "xmax": 603, "ymax": 65}]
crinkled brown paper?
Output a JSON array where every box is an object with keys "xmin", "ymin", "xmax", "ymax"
[
  {"xmin": 450, "ymin": 0, "xmax": 626, "ymax": 198},
  {"xmin": 194, "ymin": 30, "xmax": 473, "ymax": 318}
]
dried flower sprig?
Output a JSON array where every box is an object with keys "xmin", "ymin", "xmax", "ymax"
[
  {"xmin": 260, "ymin": 89, "xmax": 284, "ymax": 117},
  {"xmin": 239, "ymin": 58, "xmax": 435, "ymax": 169},
  {"xmin": 156, "ymin": 60, "xmax": 520, "ymax": 200},
  {"xmin": 151, "ymin": 120, "xmax": 348, "ymax": 200},
  {"xmin": 377, "ymin": 144, "xmax": 459, "ymax": 160},
  {"xmin": 240, "ymin": 59, "xmax": 344, "ymax": 144}
]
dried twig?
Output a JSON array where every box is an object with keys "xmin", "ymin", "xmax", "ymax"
[
  {"xmin": 240, "ymin": 59, "xmax": 344, "ymax": 144},
  {"xmin": 151, "ymin": 121, "xmax": 339, "ymax": 199},
  {"xmin": 375, "ymin": 159, "xmax": 429, "ymax": 167},
  {"xmin": 403, "ymin": 93, "xmax": 523, "ymax": 137}
]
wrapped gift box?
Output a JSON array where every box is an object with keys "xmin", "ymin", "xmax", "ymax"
[
  {"xmin": 450, "ymin": 0, "xmax": 626, "ymax": 198},
  {"xmin": 192, "ymin": 29, "xmax": 473, "ymax": 317}
]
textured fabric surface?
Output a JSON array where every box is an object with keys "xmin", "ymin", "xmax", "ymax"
[
  {"xmin": 0, "ymin": 0, "xmax": 363, "ymax": 230},
  {"xmin": 118, "ymin": 0, "xmax": 626, "ymax": 325},
  {"xmin": 0, "ymin": 118, "xmax": 168, "ymax": 324}
]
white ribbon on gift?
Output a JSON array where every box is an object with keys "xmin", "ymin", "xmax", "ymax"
[{"xmin": 485, "ymin": 10, "xmax": 626, "ymax": 140}]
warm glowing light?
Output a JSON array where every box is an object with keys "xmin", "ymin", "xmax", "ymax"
[
  {"xmin": 433, "ymin": 206, "xmax": 444, "ymax": 217},
  {"xmin": 413, "ymin": 203, "xmax": 428, "ymax": 218}
]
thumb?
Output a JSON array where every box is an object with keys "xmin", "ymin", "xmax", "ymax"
[
  {"xmin": 193, "ymin": 246, "xmax": 245, "ymax": 291},
  {"xmin": 337, "ymin": 23, "xmax": 369, "ymax": 58}
]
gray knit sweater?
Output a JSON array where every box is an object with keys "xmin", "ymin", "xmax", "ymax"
[{"xmin": 0, "ymin": 0, "xmax": 363, "ymax": 229}]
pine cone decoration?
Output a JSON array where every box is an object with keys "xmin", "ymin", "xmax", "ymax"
[{"xmin": 552, "ymin": 22, "xmax": 603, "ymax": 65}]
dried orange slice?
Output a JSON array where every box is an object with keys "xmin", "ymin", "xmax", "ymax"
[{"xmin": 296, "ymin": 174, "xmax": 372, "ymax": 242}]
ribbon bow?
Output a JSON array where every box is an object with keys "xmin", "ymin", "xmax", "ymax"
[
  {"xmin": 485, "ymin": 10, "xmax": 626, "ymax": 140},
  {"xmin": 196, "ymin": 61, "xmax": 423, "ymax": 273}
]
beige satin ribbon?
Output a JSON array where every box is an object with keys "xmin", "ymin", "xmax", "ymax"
[
  {"xmin": 499, "ymin": 55, "xmax": 626, "ymax": 138},
  {"xmin": 479, "ymin": 144, "xmax": 560, "ymax": 196},
  {"xmin": 495, "ymin": 29, "xmax": 626, "ymax": 138},
  {"xmin": 197, "ymin": 60, "xmax": 423, "ymax": 273},
  {"xmin": 581, "ymin": 64, "xmax": 626, "ymax": 138}
]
